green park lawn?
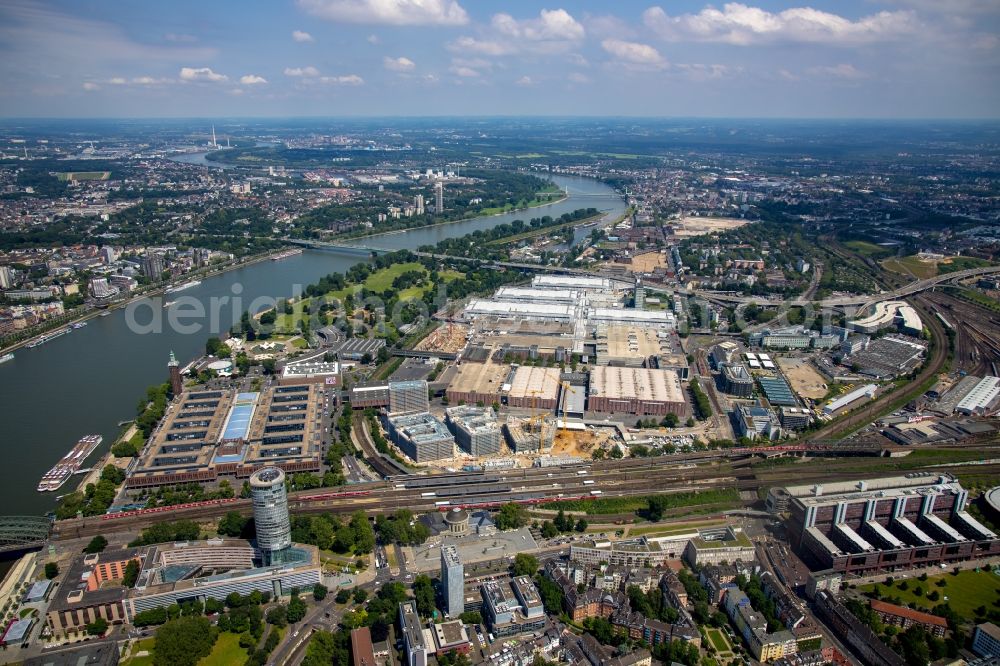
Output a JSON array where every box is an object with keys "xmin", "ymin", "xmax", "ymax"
[
  {"xmin": 882, "ymin": 255, "xmax": 938, "ymax": 279},
  {"xmin": 198, "ymin": 632, "xmax": 246, "ymax": 666},
  {"xmin": 124, "ymin": 637, "xmax": 157, "ymax": 666},
  {"xmin": 705, "ymin": 627, "xmax": 732, "ymax": 653},
  {"xmin": 861, "ymin": 569, "xmax": 1000, "ymax": 618}
]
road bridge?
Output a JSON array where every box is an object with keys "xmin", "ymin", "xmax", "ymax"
[{"xmin": 391, "ymin": 349, "xmax": 458, "ymax": 360}]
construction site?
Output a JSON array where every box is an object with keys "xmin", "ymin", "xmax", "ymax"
[{"xmin": 414, "ymin": 322, "xmax": 470, "ymax": 353}]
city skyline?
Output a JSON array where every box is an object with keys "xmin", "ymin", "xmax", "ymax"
[{"xmin": 1, "ymin": 0, "xmax": 998, "ymax": 119}]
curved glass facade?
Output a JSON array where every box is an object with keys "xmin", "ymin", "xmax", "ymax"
[{"xmin": 249, "ymin": 467, "xmax": 292, "ymax": 560}]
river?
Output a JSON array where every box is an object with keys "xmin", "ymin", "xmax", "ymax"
[{"xmin": 0, "ymin": 174, "xmax": 623, "ymax": 517}]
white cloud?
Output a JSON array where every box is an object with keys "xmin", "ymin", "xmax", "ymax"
[
  {"xmin": 164, "ymin": 33, "xmax": 197, "ymax": 43},
  {"xmin": 82, "ymin": 81, "xmax": 100, "ymax": 91},
  {"xmin": 568, "ymin": 72, "xmax": 590, "ymax": 84},
  {"xmin": 105, "ymin": 75, "xmax": 172, "ymax": 86},
  {"xmin": 582, "ymin": 14, "xmax": 634, "ymax": 39},
  {"xmin": 450, "ymin": 8, "xmax": 584, "ymax": 56},
  {"xmin": 515, "ymin": 75, "xmax": 534, "ymax": 86},
  {"xmin": 284, "ymin": 66, "xmax": 321, "ymax": 77},
  {"xmin": 292, "ymin": 30, "xmax": 314, "ymax": 43},
  {"xmin": 643, "ymin": 3, "xmax": 918, "ymax": 46},
  {"xmin": 297, "ymin": 0, "xmax": 468, "ymax": 26},
  {"xmin": 179, "ymin": 66, "xmax": 228, "ymax": 82},
  {"xmin": 601, "ymin": 39, "xmax": 668, "ymax": 69},
  {"xmin": 240, "ymin": 74, "xmax": 268, "ymax": 85},
  {"xmin": 807, "ymin": 63, "xmax": 867, "ymax": 79},
  {"xmin": 449, "ymin": 60, "xmax": 481, "ymax": 77},
  {"xmin": 367, "ymin": 34, "xmax": 380, "ymax": 44},
  {"xmin": 318, "ymin": 74, "xmax": 364, "ymax": 85},
  {"xmin": 383, "ymin": 56, "xmax": 416, "ymax": 72},
  {"xmin": 674, "ymin": 63, "xmax": 735, "ymax": 80}
]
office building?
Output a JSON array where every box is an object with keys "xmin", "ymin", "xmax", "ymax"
[
  {"xmin": 570, "ymin": 536, "xmax": 681, "ymax": 568},
  {"xmin": 435, "ymin": 181, "xmax": 444, "ymax": 212},
  {"xmin": 389, "ymin": 380, "xmax": 430, "ymax": 415},
  {"xmin": 441, "ymin": 545, "xmax": 463, "ymax": 618},
  {"xmin": 400, "ymin": 600, "xmax": 428, "ymax": 666},
  {"xmin": 481, "ymin": 578, "xmax": 546, "ymax": 637},
  {"xmin": 721, "ymin": 364, "xmax": 754, "ymax": 397},
  {"xmin": 973, "ymin": 623, "xmax": 1000, "ymax": 658},
  {"xmin": 785, "ymin": 474, "xmax": 1000, "ymax": 574},
  {"xmin": 735, "ymin": 405, "xmax": 781, "ymax": 442},
  {"xmin": 127, "ymin": 385, "xmax": 324, "ymax": 489},
  {"xmin": 684, "ymin": 527, "xmax": 756, "ymax": 567},
  {"xmin": 385, "ymin": 412, "xmax": 455, "ymax": 463},
  {"xmin": 350, "ymin": 383, "xmax": 390, "ymax": 408},
  {"xmin": 0, "ymin": 265, "xmax": 13, "ymax": 289},
  {"xmin": 250, "ymin": 467, "xmax": 292, "ymax": 564},
  {"xmin": 446, "ymin": 406, "xmax": 502, "ymax": 456},
  {"xmin": 141, "ymin": 253, "xmax": 165, "ymax": 279}
]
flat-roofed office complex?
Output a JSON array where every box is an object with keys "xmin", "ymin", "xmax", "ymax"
[
  {"xmin": 785, "ymin": 473, "xmax": 1000, "ymax": 574},
  {"xmin": 127, "ymin": 385, "xmax": 323, "ymax": 489},
  {"xmin": 386, "ymin": 412, "xmax": 455, "ymax": 463},
  {"xmin": 389, "ymin": 380, "xmax": 430, "ymax": 415},
  {"xmin": 721, "ymin": 364, "xmax": 754, "ymax": 397},
  {"xmin": 446, "ymin": 405, "xmax": 501, "ymax": 456},
  {"xmin": 588, "ymin": 366, "xmax": 687, "ymax": 416}
]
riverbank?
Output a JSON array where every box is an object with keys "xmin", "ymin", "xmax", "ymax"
[{"xmin": 0, "ymin": 248, "xmax": 287, "ymax": 356}]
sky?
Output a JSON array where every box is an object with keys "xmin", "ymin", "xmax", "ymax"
[{"xmin": 0, "ymin": 0, "xmax": 998, "ymax": 119}]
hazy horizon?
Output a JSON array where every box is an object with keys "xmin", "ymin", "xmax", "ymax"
[{"xmin": 1, "ymin": 0, "xmax": 998, "ymax": 119}]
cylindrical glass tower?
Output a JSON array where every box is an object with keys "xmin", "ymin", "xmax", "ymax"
[{"xmin": 249, "ymin": 467, "xmax": 292, "ymax": 564}]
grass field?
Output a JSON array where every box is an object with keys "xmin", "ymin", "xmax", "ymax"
[
  {"xmin": 882, "ymin": 255, "xmax": 938, "ymax": 279},
  {"xmin": 861, "ymin": 569, "xmax": 1000, "ymax": 618},
  {"xmin": 124, "ymin": 637, "xmax": 157, "ymax": 666},
  {"xmin": 199, "ymin": 632, "xmax": 246, "ymax": 666},
  {"xmin": 845, "ymin": 240, "xmax": 893, "ymax": 258},
  {"xmin": 55, "ymin": 171, "xmax": 110, "ymax": 181},
  {"xmin": 273, "ymin": 262, "xmax": 457, "ymax": 331},
  {"xmin": 705, "ymin": 627, "xmax": 732, "ymax": 653},
  {"xmin": 628, "ymin": 518, "xmax": 727, "ymax": 537}
]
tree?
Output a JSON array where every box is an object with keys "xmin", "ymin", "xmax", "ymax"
[
  {"xmin": 86, "ymin": 617, "xmax": 108, "ymax": 636},
  {"xmin": 494, "ymin": 503, "xmax": 529, "ymax": 530},
  {"xmin": 540, "ymin": 521, "xmax": 559, "ymax": 539},
  {"xmin": 460, "ymin": 611, "xmax": 483, "ymax": 625},
  {"xmin": 335, "ymin": 589, "xmax": 351, "ymax": 604},
  {"xmin": 287, "ymin": 594, "xmax": 307, "ymax": 623},
  {"xmin": 84, "ymin": 535, "xmax": 108, "ymax": 553},
  {"xmin": 574, "ymin": 518, "xmax": 588, "ymax": 532},
  {"xmin": 217, "ymin": 511, "xmax": 249, "ymax": 537},
  {"xmin": 413, "ymin": 575, "xmax": 436, "ymax": 617},
  {"xmin": 313, "ymin": 583, "xmax": 328, "ymax": 601},
  {"xmin": 44, "ymin": 562, "xmax": 59, "ymax": 579},
  {"xmin": 352, "ymin": 588, "xmax": 368, "ymax": 604},
  {"xmin": 123, "ymin": 559, "xmax": 141, "ymax": 588},
  {"xmin": 153, "ymin": 616, "xmax": 218, "ymax": 666},
  {"xmin": 266, "ymin": 604, "xmax": 288, "ymax": 628},
  {"xmin": 513, "ymin": 553, "xmax": 539, "ymax": 577}
]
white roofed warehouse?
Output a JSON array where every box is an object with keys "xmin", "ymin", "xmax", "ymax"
[
  {"xmin": 587, "ymin": 366, "xmax": 688, "ymax": 416},
  {"xmin": 507, "ymin": 366, "xmax": 561, "ymax": 410}
]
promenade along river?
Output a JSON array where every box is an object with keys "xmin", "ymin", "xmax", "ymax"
[{"xmin": 0, "ymin": 175, "xmax": 625, "ymax": 516}]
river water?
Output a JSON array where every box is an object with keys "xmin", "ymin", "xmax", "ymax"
[{"xmin": 0, "ymin": 173, "xmax": 623, "ymax": 516}]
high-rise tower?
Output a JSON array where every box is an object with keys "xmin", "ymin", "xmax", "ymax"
[
  {"xmin": 250, "ymin": 467, "xmax": 292, "ymax": 565},
  {"xmin": 434, "ymin": 181, "xmax": 444, "ymax": 213},
  {"xmin": 440, "ymin": 545, "xmax": 463, "ymax": 617},
  {"xmin": 167, "ymin": 350, "xmax": 182, "ymax": 396},
  {"xmin": 211, "ymin": 124, "xmax": 217, "ymax": 148}
]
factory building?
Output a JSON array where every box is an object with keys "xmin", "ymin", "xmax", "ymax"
[
  {"xmin": 445, "ymin": 406, "xmax": 502, "ymax": 456},
  {"xmin": 955, "ymin": 376, "xmax": 1000, "ymax": 415},
  {"xmin": 721, "ymin": 364, "xmax": 754, "ymax": 397},
  {"xmin": 822, "ymin": 384, "xmax": 877, "ymax": 416},
  {"xmin": 588, "ymin": 366, "xmax": 687, "ymax": 416},
  {"xmin": 506, "ymin": 366, "xmax": 561, "ymax": 410},
  {"xmin": 784, "ymin": 474, "xmax": 1000, "ymax": 574},
  {"xmin": 385, "ymin": 412, "xmax": 455, "ymax": 463},
  {"xmin": 531, "ymin": 275, "xmax": 615, "ymax": 291}
]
